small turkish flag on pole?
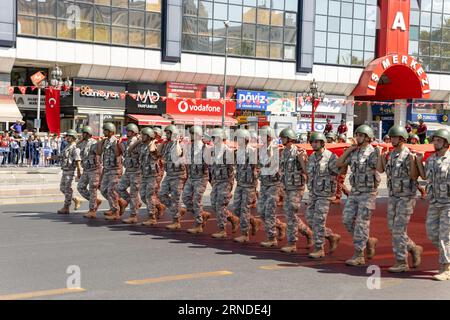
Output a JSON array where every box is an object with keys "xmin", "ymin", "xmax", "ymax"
[{"xmin": 45, "ymin": 88, "xmax": 61, "ymax": 135}]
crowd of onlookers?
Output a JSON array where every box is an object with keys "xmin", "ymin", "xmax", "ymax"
[{"xmin": 0, "ymin": 120, "xmax": 68, "ymax": 167}]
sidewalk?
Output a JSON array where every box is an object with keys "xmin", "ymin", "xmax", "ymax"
[{"xmin": 0, "ymin": 166, "xmax": 390, "ymax": 205}]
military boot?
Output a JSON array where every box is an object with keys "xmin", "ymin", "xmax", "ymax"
[
  {"xmin": 308, "ymin": 247, "xmax": 325, "ymax": 259},
  {"xmin": 281, "ymin": 243, "xmax": 297, "ymax": 253},
  {"xmin": 212, "ymin": 229, "xmax": 227, "ymax": 239},
  {"xmin": 57, "ymin": 206, "xmax": 70, "ymax": 214},
  {"xmin": 388, "ymin": 261, "xmax": 410, "ymax": 273},
  {"xmin": 118, "ymin": 199, "xmax": 128, "ymax": 216},
  {"xmin": 187, "ymin": 224, "xmax": 203, "ymax": 234},
  {"xmin": 250, "ymin": 216, "xmax": 262, "ymax": 236},
  {"xmin": 326, "ymin": 234, "xmax": 341, "ymax": 253},
  {"xmin": 227, "ymin": 214, "xmax": 240, "ymax": 234},
  {"xmin": 83, "ymin": 210, "xmax": 97, "ymax": 219},
  {"xmin": 105, "ymin": 211, "xmax": 121, "ymax": 221},
  {"xmin": 261, "ymin": 238, "xmax": 278, "ymax": 248},
  {"xmin": 179, "ymin": 207, "xmax": 187, "ymax": 217},
  {"xmin": 201, "ymin": 211, "xmax": 211, "ymax": 228},
  {"xmin": 166, "ymin": 219, "xmax": 181, "ymax": 230},
  {"xmin": 276, "ymin": 221, "xmax": 287, "ymax": 241},
  {"xmin": 234, "ymin": 230, "xmax": 250, "ymax": 243},
  {"xmin": 433, "ymin": 264, "xmax": 450, "ymax": 281},
  {"xmin": 366, "ymin": 237, "xmax": 378, "ymax": 259},
  {"xmin": 409, "ymin": 245, "xmax": 423, "ymax": 268},
  {"xmin": 104, "ymin": 209, "xmax": 114, "ymax": 217},
  {"xmin": 299, "ymin": 227, "xmax": 313, "ymax": 248},
  {"xmin": 122, "ymin": 215, "xmax": 138, "ymax": 224},
  {"xmin": 345, "ymin": 251, "xmax": 365, "ymax": 266},
  {"xmin": 72, "ymin": 197, "xmax": 81, "ymax": 210},
  {"xmin": 142, "ymin": 218, "xmax": 157, "ymax": 226}
]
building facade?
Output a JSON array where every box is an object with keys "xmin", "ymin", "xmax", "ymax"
[{"xmin": 0, "ymin": 0, "xmax": 449, "ymax": 137}]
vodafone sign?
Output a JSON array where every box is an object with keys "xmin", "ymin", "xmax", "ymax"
[{"xmin": 167, "ymin": 98, "xmax": 236, "ymax": 116}]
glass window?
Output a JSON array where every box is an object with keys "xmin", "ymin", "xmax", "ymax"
[
  {"xmin": 242, "ymin": 23, "xmax": 255, "ymax": 39},
  {"xmin": 328, "ymin": 1, "xmax": 340, "ymax": 17},
  {"xmin": 129, "ymin": 28, "xmax": 144, "ymax": 46},
  {"xmin": 243, "ymin": 6, "xmax": 256, "ymax": 23},
  {"xmin": 270, "ymin": 27, "xmax": 283, "ymax": 42},
  {"xmin": 130, "ymin": 0, "xmax": 145, "ymax": 10},
  {"xmin": 366, "ymin": 20, "xmax": 376, "ymax": 36},
  {"xmin": 341, "ymin": 2, "xmax": 353, "ymax": 19},
  {"xmin": 112, "ymin": 8, "xmax": 128, "ymax": 27},
  {"xmin": 146, "ymin": 0, "xmax": 161, "ymax": 12},
  {"xmin": 183, "ymin": 0, "xmax": 198, "ymax": 16},
  {"xmin": 366, "ymin": 5, "xmax": 377, "ymax": 21},
  {"xmin": 198, "ymin": 36, "xmax": 212, "ymax": 52},
  {"xmin": 315, "ymin": 31, "xmax": 327, "ymax": 47},
  {"xmin": 352, "ymin": 35, "xmax": 364, "ymax": 51},
  {"xmin": 256, "ymin": 25, "xmax": 269, "ymax": 41},
  {"xmin": 146, "ymin": 12, "xmax": 161, "ymax": 29},
  {"xmin": 76, "ymin": 22, "xmax": 94, "ymax": 41},
  {"xmin": 213, "ymin": 37, "xmax": 225, "ymax": 54},
  {"xmin": 285, "ymin": 12, "xmax": 296, "ymax": 28},
  {"xmin": 228, "ymin": 22, "xmax": 242, "ymax": 38},
  {"xmin": 112, "ymin": 0, "xmax": 128, "ymax": 8},
  {"xmin": 284, "ymin": 45, "xmax": 295, "ymax": 60},
  {"xmin": 256, "ymin": 42, "xmax": 269, "ymax": 58},
  {"xmin": 328, "ymin": 17, "xmax": 339, "ymax": 31},
  {"xmin": 284, "ymin": 28, "xmax": 296, "ymax": 44},
  {"xmin": 95, "ymin": 24, "xmax": 110, "ymax": 43},
  {"xmin": 229, "ymin": 5, "xmax": 242, "ymax": 22},
  {"xmin": 271, "ymin": 10, "xmax": 284, "ymax": 26},
  {"xmin": 214, "ymin": 3, "xmax": 227, "ymax": 20},
  {"xmin": 96, "ymin": 0, "xmax": 111, "ymax": 5},
  {"xmin": 419, "ymin": 41, "xmax": 430, "ymax": 56},
  {"xmin": 421, "ymin": 12, "xmax": 431, "ymax": 26},
  {"xmin": 354, "ymin": 4, "xmax": 365, "ymax": 20},
  {"xmin": 339, "ymin": 50, "xmax": 351, "ymax": 64},
  {"xmin": 365, "ymin": 36, "xmax": 375, "ymax": 52},
  {"xmin": 257, "ymin": 8, "xmax": 270, "ymax": 25},
  {"xmin": 327, "ymin": 32, "xmax": 339, "ymax": 48},
  {"xmin": 57, "ymin": 19, "xmax": 75, "ymax": 39},
  {"xmin": 242, "ymin": 40, "xmax": 255, "ymax": 56},
  {"xmin": 129, "ymin": 10, "xmax": 145, "ymax": 28},
  {"xmin": 228, "ymin": 38, "xmax": 241, "ymax": 55},
  {"xmin": 145, "ymin": 30, "xmax": 160, "ymax": 47},
  {"xmin": 198, "ymin": 18, "xmax": 212, "ymax": 35},
  {"xmin": 112, "ymin": 26, "xmax": 128, "ymax": 44},
  {"xmin": 315, "ymin": 0, "xmax": 328, "ymax": 15},
  {"xmin": 431, "ymin": 28, "xmax": 442, "ymax": 41},
  {"xmin": 95, "ymin": 6, "xmax": 111, "ymax": 24},
  {"xmin": 409, "ymin": 40, "xmax": 419, "ymax": 56},
  {"xmin": 410, "ymin": 10, "xmax": 420, "ymax": 26},
  {"xmin": 270, "ymin": 43, "xmax": 283, "ymax": 59},
  {"xmin": 213, "ymin": 20, "xmax": 226, "ymax": 37},
  {"xmin": 340, "ymin": 34, "xmax": 352, "ymax": 50},
  {"xmin": 326, "ymin": 48, "xmax": 339, "ymax": 64},
  {"xmin": 341, "ymin": 18, "xmax": 352, "ymax": 34},
  {"xmin": 19, "ymin": 0, "xmax": 37, "ymax": 15},
  {"xmin": 18, "ymin": 15, "xmax": 36, "ymax": 35},
  {"xmin": 353, "ymin": 19, "xmax": 365, "ymax": 35},
  {"xmin": 352, "ymin": 51, "xmax": 364, "ymax": 66},
  {"xmin": 38, "ymin": 18, "xmax": 56, "ymax": 37},
  {"xmin": 315, "ymin": 15, "xmax": 327, "ymax": 31},
  {"xmin": 183, "ymin": 17, "xmax": 197, "ymax": 35},
  {"xmin": 38, "ymin": 0, "xmax": 56, "ymax": 18},
  {"xmin": 314, "ymin": 46, "xmax": 326, "ymax": 63},
  {"xmin": 199, "ymin": 1, "xmax": 213, "ymax": 19}
]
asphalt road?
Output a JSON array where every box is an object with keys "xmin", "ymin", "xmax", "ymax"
[{"xmin": 1, "ymin": 197, "xmax": 449, "ymax": 300}]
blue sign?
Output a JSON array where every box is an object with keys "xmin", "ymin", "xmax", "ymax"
[{"xmin": 237, "ymin": 90, "xmax": 268, "ymax": 111}]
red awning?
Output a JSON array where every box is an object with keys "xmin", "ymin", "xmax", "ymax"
[
  {"xmin": 351, "ymin": 54, "xmax": 431, "ymax": 100},
  {"xmin": 128, "ymin": 114, "xmax": 172, "ymax": 126},
  {"xmin": 167, "ymin": 114, "xmax": 237, "ymax": 126}
]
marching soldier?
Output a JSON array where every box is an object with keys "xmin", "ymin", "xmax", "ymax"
[
  {"xmin": 326, "ymin": 132, "xmax": 336, "ymax": 144},
  {"xmin": 279, "ymin": 128, "xmax": 313, "ymax": 253},
  {"xmin": 183, "ymin": 126, "xmax": 211, "ymax": 234},
  {"xmin": 336, "ymin": 124, "xmax": 379, "ymax": 266},
  {"xmin": 337, "ymin": 134, "xmax": 347, "ymax": 143},
  {"xmin": 77, "ymin": 126, "xmax": 102, "ymax": 219},
  {"xmin": 231, "ymin": 129, "xmax": 260, "ymax": 243},
  {"xmin": 258, "ymin": 126, "xmax": 286, "ymax": 248},
  {"xmin": 138, "ymin": 127, "xmax": 160, "ymax": 226},
  {"xmin": 416, "ymin": 129, "xmax": 450, "ymax": 280},
  {"xmin": 153, "ymin": 127, "xmax": 166, "ymax": 217},
  {"xmin": 209, "ymin": 128, "xmax": 239, "ymax": 239},
  {"xmin": 157, "ymin": 125, "xmax": 186, "ymax": 230},
  {"xmin": 118, "ymin": 123, "xmax": 142, "ymax": 224},
  {"xmin": 376, "ymin": 125, "xmax": 423, "ymax": 272},
  {"xmin": 306, "ymin": 132, "xmax": 341, "ymax": 258},
  {"xmin": 57, "ymin": 129, "xmax": 81, "ymax": 214},
  {"xmin": 98, "ymin": 122, "xmax": 124, "ymax": 220}
]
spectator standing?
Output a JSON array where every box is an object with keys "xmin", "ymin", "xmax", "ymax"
[
  {"xmin": 417, "ymin": 119, "xmax": 427, "ymax": 144},
  {"xmin": 10, "ymin": 120, "xmax": 23, "ymax": 134},
  {"xmin": 337, "ymin": 120, "xmax": 348, "ymax": 136},
  {"xmin": 323, "ymin": 119, "xmax": 333, "ymax": 135},
  {"xmin": 405, "ymin": 121, "xmax": 413, "ymax": 134}
]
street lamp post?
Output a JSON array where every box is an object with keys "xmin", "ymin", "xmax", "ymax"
[
  {"xmin": 35, "ymin": 65, "xmax": 71, "ymax": 133},
  {"xmin": 222, "ymin": 20, "xmax": 229, "ymax": 128},
  {"xmin": 302, "ymin": 79, "xmax": 325, "ymax": 132}
]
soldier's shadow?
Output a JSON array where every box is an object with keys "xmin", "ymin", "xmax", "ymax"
[{"xmin": 10, "ymin": 197, "xmax": 438, "ymax": 281}]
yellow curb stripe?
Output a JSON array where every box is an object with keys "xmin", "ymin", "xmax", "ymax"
[
  {"xmin": 0, "ymin": 288, "xmax": 86, "ymax": 300},
  {"xmin": 126, "ymin": 270, "xmax": 233, "ymax": 285}
]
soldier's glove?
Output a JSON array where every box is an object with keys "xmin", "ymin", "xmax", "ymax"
[
  {"xmin": 149, "ymin": 140, "xmax": 157, "ymax": 152},
  {"xmin": 175, "ymin": 140, "xmax": 183, "ymax": 157}
]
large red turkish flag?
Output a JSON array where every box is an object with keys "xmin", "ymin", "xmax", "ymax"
[{"xmin": 45, "ymin": 88, "xmax": 61, "ymax": 135}]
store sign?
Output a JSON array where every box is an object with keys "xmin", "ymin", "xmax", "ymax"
[
  {"xmin": 126, "ymin": 83, "xmax": 166, "ymax": 115},
  {"xmin": 236, "ymin": 90, "xmax": 268, "ymax": 111},
  {"xmin": 166, "ymin": 82, "xmax": 236, "ymax": 116},
  {"xmin": 68, "ymin": 78, "xmax": 126, "ymax": 109},
  {"xmin": 266, "ymin": 91, "xmax": 296, "ymax": 114},
  {"xmin": 13, "ymin": 94, "xmax": 45, "ymax": 110}
]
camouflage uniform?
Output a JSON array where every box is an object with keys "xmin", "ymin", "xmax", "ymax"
[
  {"xmin": 60, "ymin": 143, "xmax": 81, "ymax": 207},
  {"xmin": 210, "ymin": 144, "xmax": 235, "ymax": 230},
  {"xmin": 306, "ymin": 149, "xmax": 340, "ymax": 249},
  {"xmin": 280, "ymin": 145, "xmax": 311, "ymax": 244},
  {"xmin": 158, "ymin": 140, "xmax": 187, "ymax": 220},
  {"xmin": 100, "ymin": 136, "xmax": 122, "ymax": 213},
  {"xmin": 258, "ymin": 141, "xmax": 281, "ymax": 240},
  {"xmin": 233, "ymin": 145, "xmax": 258, "ymax": 232},
  {"xmin": 182, "ymin": 141, "xmax": 209, "ymax": 226},
  {"xmin": 139, "ymin": 142, "xmax": 160, "ymax": 221},
  {"xmin": 342, "ymin": 145, "xmax": 379, "ymax": 252},
  {"xmin": 117, "ymin": 136, "xmax": 142, "ymax": 216},
  {"xmin": 385, "ymin": 146, "xmax": 418, "ymax": 262},
  {"xmin": 425, "ymin": 150, "xmax": 450, "ymax": 265},
  {"xmin": 77, "ymin": 138, "xmax": 100, "ymax": 211}
]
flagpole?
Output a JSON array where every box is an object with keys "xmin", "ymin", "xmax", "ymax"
[{"xmin": 37, "ymin": 87, "xmax": 41, "ymax": 133}]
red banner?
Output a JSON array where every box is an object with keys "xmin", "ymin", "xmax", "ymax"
[{"xmin": 45, "ymin": 88, "xmax": 61, "ymax": 135}]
